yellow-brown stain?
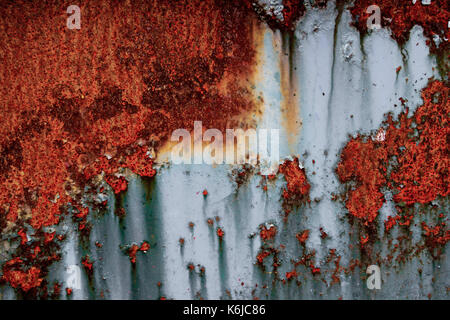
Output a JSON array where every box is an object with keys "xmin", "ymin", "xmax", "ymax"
[{"xmin": 277, "ymin": 32, "xmax": 301, "ymax": 152}]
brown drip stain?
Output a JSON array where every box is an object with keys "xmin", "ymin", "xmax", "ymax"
[{"xmin": 278, "ymin": 31, "xmax": 300, "ymax": 152}]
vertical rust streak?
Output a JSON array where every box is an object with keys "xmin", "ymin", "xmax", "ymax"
[{"xmin": 279, "ymin": 32, "xmax": 300, "ymax": 152}]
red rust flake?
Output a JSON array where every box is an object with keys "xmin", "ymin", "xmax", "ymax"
[
  {"xmin": 388, "ymin": 81, "xmax": 449, "ymax": 205},
  {"xmin": 360, "ymin": 235, "xmax": 369, "ymax": 248},
  {"xmin": 81, "ymin": 255, "xmax": 93, "ymax": 274},
  {"xmin": 336, "ymin": 137, "xmax": 388, "ymax": 223},
  {"xmin": 140, "ymin": 241, "xmax": 150, "ymax": 252},
  {"xmin": 259, "ymin": 225, "xmax": 277, "ymax": 242},
  {"xmin": 384, "ymin": 215, "xmax": 400, "ymax": 232},
  {"xmin": 256, "ymin": 250, "xmax": 271, "ymax": 264},
  {"xmin": 18, "ymin": 229, "xmax": 28, "ymax": 245},
  {"xmin": 310, "ymin": 264, "xmax": 321, "ymax": 276},
  {"xmin": 296, "ymin": 229, "xmax": 309, "ymax": 245},
  {"xmin": 127, "ymin": 241, "xmax": 150, "ymax": 264},
  {"xmin": 279, "ymin": 157, "xmax": 311, "ymax": 216},
  {"xmin": 285, "ymin": 269, "xmax": 298, "ymax": 280},
  {"xmin": 128, "ymin": 244, "xmax": 139, "ymax": 264},
  {"xmin": 252, "ymin": 0, "xmax": 306, "ymax": 32},
  {"xmin": 1, "ymin": 258, "xmax": 42, "ymax": 292},
  {"xmin": 280, "ymin": 158, "xmax": 311, "ymax": 200}
]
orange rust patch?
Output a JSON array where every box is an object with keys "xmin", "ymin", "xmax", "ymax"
[
  {"xmin": 0, "ymin": 0, "xmax": 264, "ymax": 295},
  {"xmin": 0, "ymin": 0, "xmax": 260, "ymax": 230},
  {"xmin": 279, "ymin": 157, "xmax": 311, "ymax": 216},
  {"xmin": 216, "ymin": 227, "xmax": 225, "ymax": 238},
  {"xmin": 279, "ymin": 158, "xmax": 311, "ymax": 208},
  {"xmin": 280, "ymin": 158, "xmax": 310, "ymax": 198},
  {"xmin": 260, "ymin": 225, "xmax": 277, "ymax": 241},
  {"xmin": 336, "ymin": 137, "xmax": 388, "ymax": 223}
]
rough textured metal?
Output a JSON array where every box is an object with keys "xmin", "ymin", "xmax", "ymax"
[{"xmin": 0, "ymin": 0, "xmax": 448, "ymax": 300}]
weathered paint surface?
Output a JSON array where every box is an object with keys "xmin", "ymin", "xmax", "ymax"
[{"xmin": 0, "ymin": 0, "xmax": 449, "ymax": 299}]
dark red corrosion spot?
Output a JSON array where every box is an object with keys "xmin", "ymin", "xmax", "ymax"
[
  {"xmin": 259, "ymin": 224, "xmax": 277, "ymax": 242},
  {"xmin": 140, "ymin": 241, "xmax": 150, "ymax": 252},
  {"xmin": 1, "ymin": 258, "xmax": 43, "ymax": 293},
  {"xmin": 126, "ymin": 241, "xmax": 150, "ymax": 264},
  {"xmin": 81, "ymin": 255, "xmax": 94, "ymax": 274},
  {"xmin": 310, "ymin": 264, "xmax": 321, "ymax": 276},
  {"xmin": 319, "ymin": 227, "xmax": 328, "ymax": 239},
  {"xmin": 256, "ymin": 249, "xmax": 271, "ymax": 264},
  {"xmin": 296, "ymin": 229, "xmax": 309, "ymax": 245},
  {"xmin": 285, "ymin": 269, "xmax": 298, "ymax": 280},
  {"xmin": 187, "ymin": 263, "xmax": 195, "ymax": 272},
  {"xmin": 336, "ymin": 137, "xmax": 388, "ymax": 223},
  {"xmin": 216, "ymin": 227, "xmax": 225, "ymax": 238}
]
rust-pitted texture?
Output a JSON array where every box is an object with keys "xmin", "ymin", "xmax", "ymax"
[
  {"xmin": 0, "ymin": 0, "xmax": 260, "ymax": 296},
  {"xmin": 337, "ymin": 80, "xmax": 449, "ymax": 260},
  {"xmin": 279, "ymin": 157, "xmax": 311, "ymax": 216},
  {"xmin": 336, "ymin": 137, "xmax": 388, "ymax": 223}
]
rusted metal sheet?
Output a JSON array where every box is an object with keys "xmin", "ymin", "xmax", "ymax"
[{"xmin": 0, "ymin": 0, "xmax": 448, "ymax": 300}]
